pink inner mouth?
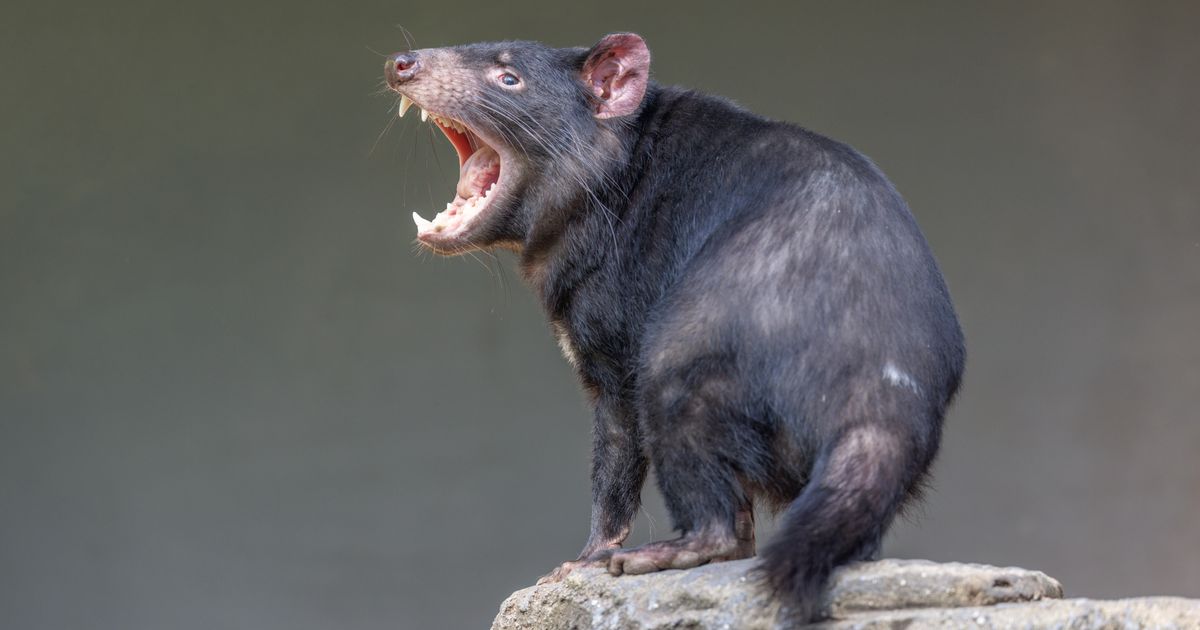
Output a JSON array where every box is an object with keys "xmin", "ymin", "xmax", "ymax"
[
  {"xmin": 412, "ymin": 115, "xmax": 504, "ymax": 238},
  {"xmin": 449, "ymin": 144, "xmax": 500, "ymax": 212}
]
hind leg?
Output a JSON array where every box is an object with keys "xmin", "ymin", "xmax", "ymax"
[{"xmin": 607, "ymin": 369, "xmax": 760, "ymax": 576}]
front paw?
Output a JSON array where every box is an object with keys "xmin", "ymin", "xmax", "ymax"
[
  {"xmin": 536, "ymin": 560, "xmax": 589, "ymax": 585},
  {"xmin": 536, "ymin": 549, "xmax": 617, "ymax": 585}
]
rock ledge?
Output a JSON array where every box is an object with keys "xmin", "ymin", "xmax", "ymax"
[{"xmin": 492, "ymin": 558, "xmax": 1200, "ymax": 629}]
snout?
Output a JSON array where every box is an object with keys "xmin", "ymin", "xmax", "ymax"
[{"xmin": 385, "ymin": 52, "xmax": 420, "ymax": 88}]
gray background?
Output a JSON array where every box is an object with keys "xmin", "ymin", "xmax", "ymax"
[{"xmin": 2, "ymin": 1, "xmax": 1198, "ymax": 629}]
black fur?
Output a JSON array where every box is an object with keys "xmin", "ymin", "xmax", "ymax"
[{"xmin": 390, "ymin": 35, "xmax": 965, "ymax": 624}]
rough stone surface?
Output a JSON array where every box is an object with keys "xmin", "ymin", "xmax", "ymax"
[
  {"xmin": 821, "ymin": 559, "xmax": 1063, "ymax": 616},
  {"xmin": 492, "ymin": 559, "xmax": 1200, "ymax": 629},
  {"xmin": 817, "ymin": 598, "xmax": 1200, "ymax": 629}
]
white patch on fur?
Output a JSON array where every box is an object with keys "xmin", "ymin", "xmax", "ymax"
[
  {"xmin": 552, "ymin": 322, "xmax": 579, "ymax": 368},
  {"xmin": 882, "ymin": 361, "xmax": 920, "ymax": 394}
]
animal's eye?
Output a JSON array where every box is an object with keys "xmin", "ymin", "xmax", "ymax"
[{"xmin": 498, "ymin": 72, "xmax": 520, "ymax": 86}]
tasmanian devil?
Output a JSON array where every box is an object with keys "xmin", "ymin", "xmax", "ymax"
[{"xmin": 384, "ymin": 33, "xmax": 965, "ymax": 623}]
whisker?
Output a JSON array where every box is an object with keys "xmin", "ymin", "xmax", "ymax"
[
  {"xmin": 402, "ymin": 113, "xmax": 420, "ymax": 207},
  {"xmin": 365, "ymin": 44, "xmax": 390, "ymax": 59},
  {"xmin": 396, "ymin": 24, "xmax": 417, "ymax": 51},
  {"xmin": 463, "ymin": 249, "xmax": 496, "ymax": 278},
  {"xmin": 368, "ymin": 110, "xmax": 401, "ymax": 157}
]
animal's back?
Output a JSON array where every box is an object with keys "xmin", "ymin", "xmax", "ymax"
[{"xmin": 638, "ymin": 91, "xmax": 963, "ymax": 409}]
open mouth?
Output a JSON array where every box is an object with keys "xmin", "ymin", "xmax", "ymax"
[{"xmin": 402, "ymin": 96, "xmax": 504, "ymax": 241}]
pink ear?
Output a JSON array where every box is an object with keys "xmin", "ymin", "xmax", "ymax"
[{"xmin": 582, "ymin": 33, "xmax": 651, "ymax": 119}]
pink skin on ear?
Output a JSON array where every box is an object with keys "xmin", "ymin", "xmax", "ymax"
[{"xmin": 582, "ymin": 33, "xmax": 651, "ymax": 119}]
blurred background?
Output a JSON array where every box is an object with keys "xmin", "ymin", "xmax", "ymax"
[{"xmin": 2, "ymin": 1, "xmax": 1198, "ymax": 628}]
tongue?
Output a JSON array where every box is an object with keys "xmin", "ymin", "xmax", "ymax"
[{"xmin": 456, "ymin": 146, "xmax": 500, "ymax": 199}]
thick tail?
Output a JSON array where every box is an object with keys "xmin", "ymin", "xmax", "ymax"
[{"xmin": 757, "ymin": 423, "xmax": 927, "ymax": 623}]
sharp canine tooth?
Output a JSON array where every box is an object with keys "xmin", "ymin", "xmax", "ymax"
[
  {"xmin": 420, "ymin": 108, "xmax": 428, "ymax": 122},
  {"xmin": 412, "ymin": 212, "xmax": 433, "ymax": 231},
  {"xmin": 399, "ymin": 95, "xmax": 413, "ymax": 117}
]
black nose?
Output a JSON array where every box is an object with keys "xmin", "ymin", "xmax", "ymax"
[{"xmin": 386, "ymin": 52, "xmax": 420, "ymax": 88}]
